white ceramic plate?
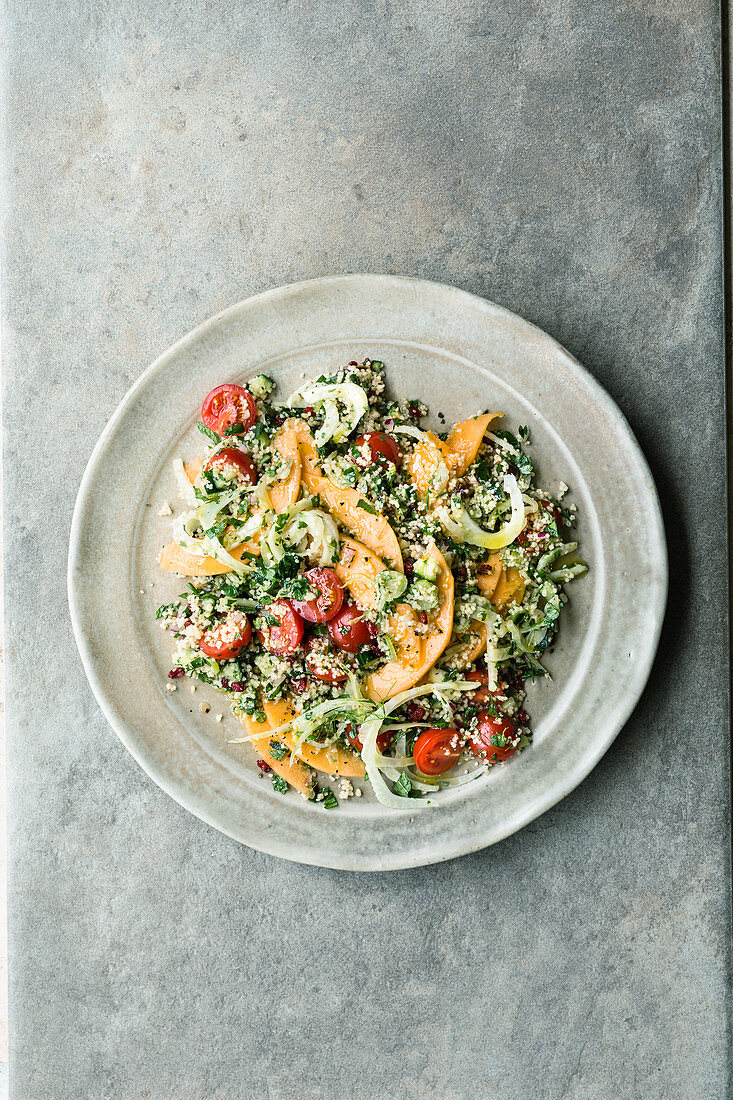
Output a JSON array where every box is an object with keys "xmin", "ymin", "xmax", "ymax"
[{"xmin": 68, "ymin": 275, "xmax": 667, "ymax": 870}]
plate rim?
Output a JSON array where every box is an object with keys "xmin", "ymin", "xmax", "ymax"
[{"xmin": 68, "ymin": 273, "xmax": 668, "ymax": 870}]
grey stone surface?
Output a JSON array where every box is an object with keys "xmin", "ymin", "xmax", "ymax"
[{"xmin": 3, "ymin": 1, "xmax": 729, "ymax": 1097}]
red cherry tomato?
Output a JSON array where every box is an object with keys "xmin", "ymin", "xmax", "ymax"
[
  {"xmin": 344, "ymin": 723, "xmax": 392, "ymax": 754},
  {"xmin": 468, "ymin": 711, "xmax": 518, "ymax": 763},
  {"xmin": 204, "ymin": 447, "xmax": 258, "ymax": 486},
  {"xmin": 327, "ymin": 604, "xmax": 374, "ymax": 652},
  {"xmin": 201, "ymin": 384, "xmax": 257, "ymax": 436},
  {"xmin": 353, "ymin": 431, "xmax": 403, "ymax": 469},
  {"xmin": 304, "ymin": 636, "xmax": 347, "ymax": 684},
  {"xmin": 413, "ymin": 727, "xmax": 463, "ymax": 775},
  {"xmin": 257, "ymin": 599, "xmax": 304, "ymax": 655},
  {"xmin": 291, "ymin": 567, "xmax": 344, "ymax": 623},
  {"xmin": 465, "ymin": 669, "xmax": 490, "ymax": 703},
  {"xmin": 198, "ymin": 611, "xmax": 252, "ymax": 660},
  {"xmin": 464, "ymin": 670, "xmax": 507, "ymax": 705}
]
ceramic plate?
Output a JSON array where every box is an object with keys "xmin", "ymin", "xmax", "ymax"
[{"xmin": 68, "ymin": 275, "xmax": 667, "ymax": 870}]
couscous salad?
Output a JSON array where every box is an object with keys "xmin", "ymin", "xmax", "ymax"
[{"xmin": 156, "ymin": 359, "xmax": 586, "ymax": 809}]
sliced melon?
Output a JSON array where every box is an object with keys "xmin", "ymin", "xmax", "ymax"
[
  {"xmin": 269, "ymin": 424, "xmax": 302, "ymax": 513},
  {"xmin": 158, "ymin": 540, "xmax": 249, "ymax": 577},
  {"xmin": 239, "ymin": 709, "xmax": 316, "ymax": 796},
  {"xmin": 365, "ymin": 545, "xmax": 454, "ymax": 702},
  {"xmin": 334, "ymin": 537, "xmax": 388, "ymax": 608},
  {"xmin": 407, "ymin": 412, "xmax": 501, "ymax": 498},
  {"xmin": 477, "ymin": 551, "xmax": 526, "ymax": 609},
  {"xmin": 446, "ymin": 412, "xmax": 500, "ymax": 475},
  {"xmin": 290, "ymin": 419, "xmax": 403, "ymax": 571},
  {"xmin": 243, "ymin": 698, "xmax": 364, "ymax": 779}
]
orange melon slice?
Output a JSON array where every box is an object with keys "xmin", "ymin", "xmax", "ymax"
[
  {"xmin": 365, "ymin": 545, "xmax": 454, "ymax": 702},
  {"xmin": 407, "ymin": 412, "xmax": 501, "ymax": 498},
  {"xmin": 334, "ymin": 537, "xmax": 388, "ymax": 608},
  {"xmin": 290, "ymin": 419, "xmax": 403, "ymax": 571},
  {"xmin": 239, "ymin": 710, "xmax": 316, "ymax": 796},
  {"xmin": 240, "ymin": 698, "xmax": 364, "ymax": 780}
]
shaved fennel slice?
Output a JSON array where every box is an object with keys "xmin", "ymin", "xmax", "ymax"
[
  {"xmin": 252, "ymin": 479, "xmax": 272, "ymax": 512},
  {"xmin": 171, "ymin": 509, "xmax": 249, "ymax": 574},
  {"xmin": 359, "ymin": 679, "xmax": 477, "ymax": 809},
  {"xmin": 436, "ymin": 474, "xmax": 525, "ymax": 550},
  {"xmin": 390, "ymin": 424, "xmax": 435, "ymax": 443},
  {"xmin": 170, "ymin": 508, "xmax": 248, "ymax": 574},
  {"xmin": 405, "ymin": 765, "xmax": 487, "ymax": 790},
  {"xmin": 485, "ymin": 635, "xmax": 502, "ymax": 690},
  {"xmin": 197, "ymin": 489, "xmax": 238, "ymax": 532},
  {"xmin": 359, "ymin": 714, "xmax": 417, "ymax": 810},
  {"xmin": 260, "ymin": 523, "xmax": 285, "ymax": 565},
  {"xmin": 287, "ymin": 380, "xmax": 368, "ymax": 446},
  {"xmin": 282, "ymin": 508, "xmax": 339, "ymax": 565},
  {"xmin": 172, "ymin": 510, "xmax": 201, "ymax": 547},
  {"xmin": 237, "ymin": 510, "xmax": 266, "ymax": 539},
  {"xmin": 173, "ymin": 458, "xmax": 197, "ymax": 507},
  {"xmin": 228, "ymin": 696, "xmax": 373, "ymax": 746},
  {"xmin": 201, "ymin": 532, "xmax": 250, "ymax": 574}
]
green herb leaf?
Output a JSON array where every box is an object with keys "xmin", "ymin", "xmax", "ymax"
[
  {"xmin": 269, "ymin": 740, "xmax": 288, "ymax": 761},
  {"xmin": 204, "ymin": 519, "xmax": 228, "ymax": 539},
  {"xmin": 197, "ymin": 421, "xmax": 220, "ymax": 443},
  {"xmin": 280, "ymin": 576, "xmax": 311, "ymax": 601},
  {"xmin": 223, "ymin": 423, "xmax": 245, "ymax": 436},
  {"xmin": 271, "ymin": 774, "xmax": 289, "ymax": 794},
  {"xmin": 393, "ymin": 772, "xmax": 412, "ymax": 798},
  {"xmin": 357, "ymin": 498, "xmax": 376, "ymax": 514},
  {"xmin": 321, "ymin": 786, "xmax": 338, "ymax": 809},
  {"xmin": 201, "ymin": 469, "xmax": 218, "ymax": 495}
]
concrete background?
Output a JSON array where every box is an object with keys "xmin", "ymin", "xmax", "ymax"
[{"xmin": 3, "ymin": 2, "xmax": 730, "ymax": 1097}]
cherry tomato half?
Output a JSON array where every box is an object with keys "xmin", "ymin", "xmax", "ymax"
[
  {"xmin": 344, "ymin": 723, "xmax": 392, "ymax": 754},
  {"xmin": 304, "ymin": 636, "xmax": 347, "ymax": 684},
  {"xmin": 327, "ymin": 604, "xmax": 374, "ymax": 652},
  {"xmin": 291, "ymin": 567, "xmax": 344, "ymax": 623},
  {"xmin": 413, "ymin": 727, "xmax": 463, "ymax": 776},
  {"xmin": 464, "ymin": 670, "xmax": 507, "ymax": 705},
  {"xmin": 353, "ymin": 431, "xmax": 403, "ymax": 469},
  {"xmin": 198, "ymin": 611, "xmax": 252, "ymax": 660},
  {"xmin": 257, "ymin": 599, "xmax": 304, "ymax": 655},
  {"xmin": 468, "ymin": 711, "xmax": 518, "ymax": 764},
  {"xmin": 204, "ymin": 446, "xmax": 258, "ymax": 486},
  {"xmin": 201, "ymin": 384, "xmax": 257, "ymax": 436}
]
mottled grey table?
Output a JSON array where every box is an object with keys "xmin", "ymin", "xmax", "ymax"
[{"xmin": 4, "ymin": 2, "xmax": 730, "ymax": 1097}]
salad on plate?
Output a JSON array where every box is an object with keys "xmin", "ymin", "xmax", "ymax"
[{"xmin": 155, "ymin": 359, "xmax": 586, "ymax": 809}]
